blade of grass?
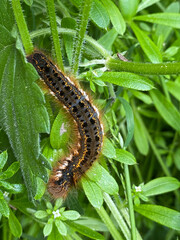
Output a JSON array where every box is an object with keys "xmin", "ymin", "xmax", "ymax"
[
  {"xmin": 96, "ymin": 206, "xmax": 124, "ymax": 240},
  {"xmin": 124, "ymin": 165, "xmax": 137, "ymax": 240},
  {"xmin": 11, "ymin": 0, "xmax": 33, "ymax": 54},
  {"xmin": 103, "ymin": 192, "xmax": 131, "ymax": 240},
  {"xmin": 72, "ymin": 0, "xmax": 93, "ymax": 74},
  {"xmin": 46, "ymin": 0, "xmax": 64, "ymax": 71}
]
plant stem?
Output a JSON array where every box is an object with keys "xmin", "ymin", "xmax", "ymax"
[
  {"xmin": 106, "ymin": 57, "xmax": 180, "ymax": 75},
  {"xmin": 114, "ymin": 195, "xmax": 142, "ymax": 240},
  {"xmin": 72, "ymin": 0, "xmax": 93, "ymax": 75},
  {"xmin": 96, "ymin": 206, "xmax": 124, "ymax": 240},
  {"xmin": 11, "ymin": 0, "xmax": 33, "ymax": 54},
  {"xmin": 103, "ymin": 192, "xmax": 131, "ymax": 240},
  {"xmin": 46, "ymin": 0, "xmax": 64, "ymax": 71},
  {"xmin": 124, "ymin": 165, "xmax": 137, "ymax": 240}
]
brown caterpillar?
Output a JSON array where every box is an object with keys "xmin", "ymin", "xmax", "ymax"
[{"xmin": 27, "ymin": 51, "xmax": 103, "ymax": 198}]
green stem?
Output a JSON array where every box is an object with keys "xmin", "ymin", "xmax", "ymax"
[
  {"xmin": 46, "ymin": 0, "xmax": 64, "ymax": 71},
  {"xmin": 72, "ymin": 0, "xmax": 93, "ymax": 74},
  {"xmin": 124, "ymin": 165, "xmax": 137, "ymax": 240},
  {"xmin": 96, "ymin": 206, "xmax": 124, "ymax": 240},
  {"xmin": 114, "ymin": 195, "xmax": 143, "ymax": 240},
  {"xmin": 106, "ymin": 57, "xmax": 180, "ymax": 75},
  {"xmin": 30, "ymin": 28, "xmax": 110, "ymax": 59},
  {"xmin": 103, "ymin": 193, "xmax": 131, "ymax": 240},
  {"xmin": 11, "ymin": 0, "xmax": 33, "ymax": 54}
]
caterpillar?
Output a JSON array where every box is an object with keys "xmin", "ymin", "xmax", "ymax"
[{"xmin": 27, "ymin": 51, "xmax": 103, "ymax": 198}]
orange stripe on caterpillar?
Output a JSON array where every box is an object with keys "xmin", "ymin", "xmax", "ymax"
[{"xmin": 27, "ymin": 51, "xmax": 103, "ymax": 199}]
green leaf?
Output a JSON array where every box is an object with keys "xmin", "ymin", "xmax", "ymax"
[
  {"xmin": 166, "ymin": 81, "xmax": 180, "ymax": 101},
  {"xmin": 34, "ymin": 177, "xmax": 46, "ymax": 200},
  {"xmin": 86, "ymin": 162, "xmax": 102, "ymax": 182},
  {"xmin": 94, "ymin": 79, "xmax": 107, "ymax": 87},
  {"xmin": 0, "ymin": 38, "xmax": 50, "ymax": 199},
  {"xmin": 0, "ymin": 198, "xmax": 9, "ymax": 217},
  {"xmin": 0, "ymin": 151, "xmax": 8, "ymax": 170},
  {"xmin": 47, "ymin": 225, "xmax": 63, "ymax": 240},
  {"xmin": 0, "ymin": 2, "xmax": 50, "ymax": 199},
  {"xmin": 62, "ymin": 210, "xmax": 80, "ymax": 220},
  {"xmin": 8, "ymin": 208, "xmax": 22, "ymax": 238},
  {"xmin": 101, "ymin": 0, "xmax": 126, "ymax": 34},
  {"xmin": 143, "ymin": 177, "xmax": 180, "ymax": 196},
  {"xmin": 134, "ymin": 110, "xmax": 149, "ymax": 155},
  {"xmin": 114, "ymin": 149, "xmax": 136, "ymax": 165},
  {"xmin": 137, "ymin": 0, "xmax": 160, "ymax": 12},
  {"xmin": 119, "ymin": 0, "xmax": 139, "ymax": 20},
  {"xmin": 43, "ymin": 222, "xmax": 53, "ymax": 237},
  {"xmin": 24, "ymin": 0, "xmax": 33, "ymax": 6},
  {"xmin": 75, "ymin": 217, "xmax": 108, "ymax": 232},
  {"xmin": 131, "ymin": 22, "xmax": 162, "ymax": 63},
  {"xmin": 102, "ymin": 137, "xmax": 116, "ymax": 158},
  {"xmin": 90, "ymin": 80, "xmax": 96, "ymax": 92},
  {"xmin": 174, "ymin": 148, "xmax": 180, "ymax": 170},
  {"xmin": 0, "ymin": 191, "xmax": 4, "ymax": 200},
  {"xmin": 90, "ymin": 0, "xmax": 110, "ymax": 29},
  {"xmin": 98, "ymin": 29, "xmax": 118, "ymax": 51},
  {"xmin": 7, "ymin": 183, "xmax": 24, "ymax": 194},
  {"xmin": 134, "ymin": 13, "xmax": 180, "ymax": 29},
  {"xmin": 46, "ymin": 201, "xmax": 53, "ymax": 210},
  {"xmin": 135, "ymin": 204, "xmax": 180, "ymax": 231},
  {"xmin": 82, "ymin": 177, "xmax": 103, "ymax": 209},
  {"xmin": 118, "ymin": 97, "xmax": 134, "ymax": 147},
  {"xmin": 41, "ymin": 138, "xmax": 64, "ymax": 164},
  {"xmin": 154, "ymin": 2, "xmax": 179, "ymax": 44},
  {"xmin": 97, "ymin": 72, "xmax": 154, "ymax": 91},
  {"xmin": 0, "ymin": 162, "xmax": 20, "ymax": 180},
  {"xmin": 55, "ymin": 220, "xmax": 67, "ymax": 236},
  {"xmin": 0, "ymin": 181, "xmax": 24, "ymax": 193},
  {"xmin": 150, "ymin": 89, "xmax": 180, "ymax": 131},
  {"xmin": 97, "ymin": 166, "xmax": 119, "ymax": 195},
  {"xmin": 54, "ymin": 198, "xmax": 63, "ymax": 210},
  {"xmin": 131, "ymin": 90, "xmax": 152, "ymax": 104},
  {"xmin": 66, "ymin": 220, "xmax": 104, "ymax": 240},
  {"xmin": 50, "ymin": 109, "xmax": 74, "ymax": 150},
  {"xmin": 35, "ymin": 210, "xmax": 48, "ymax": 219}
]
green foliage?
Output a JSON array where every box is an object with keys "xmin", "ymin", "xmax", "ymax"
[{"xmin": 0, "ymin": 0, "xmax": 180, "ymax": 239}]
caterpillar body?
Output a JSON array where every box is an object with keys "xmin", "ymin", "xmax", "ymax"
[{"xmin": 27, "ymin": 51, "xmax": 103, "ymax": 198}]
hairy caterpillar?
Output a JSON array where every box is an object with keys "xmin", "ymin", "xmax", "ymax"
[{"xmin": 27, "ymin": 51, "xmax": 103, "ymax": 198}]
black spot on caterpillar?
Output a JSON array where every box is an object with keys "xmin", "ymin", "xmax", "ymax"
[{"xmin": 27, "ymin": 51, "xmax": 103, "ymax": 198}]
